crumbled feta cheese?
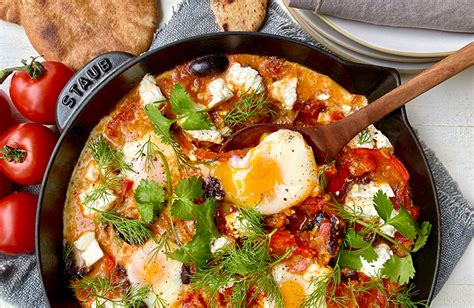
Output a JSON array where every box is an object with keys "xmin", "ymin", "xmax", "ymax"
[
  {"xmin": 79, "ymin": 186, "xmax": 117, "ymax": 217},
  {"xmin": 84, "ymin": 161, "xmax": 100, "ymax": 182},
  {"xmin": 270, "ymin": 77, "xmax": 298, "ymax": 110},
  {"xmin": 380, "ymin": 209, "xmax": 400, "ymax": 237},
  {"xmin": 360, "ymin": 244, "xmax": 393, "ymax": 277},
  {"xmin": 185, "ymin": 127, "xmax": 224, "ymax": 144},
  {"xmin": 303, "ymin": 262, "xmax": 332, "ymax": 282},
  {"xmin": 344, "ymin": 182, "xmax": 394, "ymax": 218},
  {"xmin": 226, "ymin": 63, "xmax": 264, "ymax": 93},
  {"xmin": 74, "ymin": 231, "xmax": 104, "ymax": 267},
  {"xmin": 211, "ymin": 236, "xmax": 233, "ymax": 254},
  {"xmin": 139, "ymin": 74, "xmax": 165, "ymax": 105},
  {"xmin": 348, "ymin": 125, "xmax": 393, "ymax": 150},
  {"xmin": 318, "ymin": 93, "xmax": 330, "ymax": 101},
  {"xmin": 208, "ymin": 78, "xmax": 233, "ymax": 108}
]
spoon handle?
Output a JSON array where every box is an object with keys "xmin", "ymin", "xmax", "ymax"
[{"xmin": 332, "ymin": 42, "xmax": 474, "ymax": 144}]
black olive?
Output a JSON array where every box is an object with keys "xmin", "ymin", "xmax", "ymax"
[
  {"xmin": 204, "ymin": 176, "xmax": 225, "ymax": 200},
  {"xmin": 181, "ymin": 264, "xmax": 192, "ymax": 284},
  {"xmin": 303, "ymin": 211, "xmax": 330, "ymax": 231},
  {"xmin": 64, "ymin": 247, "xmax": 90, "ymax": 280},
  {"xmin": 189, "ymin": 54, "xmax": 229, "ymax": 77}
]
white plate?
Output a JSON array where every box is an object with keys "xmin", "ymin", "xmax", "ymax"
[
  {"xmin": 320, "ymin": 15, "xmax": 474, "ymax": 57},
  {"xmin": 287, "ymin": 8, "xmax": 436, "ymax": 73},
  {"xmin": 297, "ymin": 10, "xmax": 442, "ymax": 63}
]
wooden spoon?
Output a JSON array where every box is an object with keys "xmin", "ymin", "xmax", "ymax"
[{"xmin": 221, "ymin": 42, "xmax": 474, "ymax": 162}]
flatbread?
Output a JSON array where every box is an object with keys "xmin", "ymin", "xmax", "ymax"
[
  {"xmin": 0, "ymin": 0, "xmax": 22, "ymax": 24},
  {"xmin": 20, "ymin": 1, "xmax": 158, "ymax": 71},
  {"xmin": 210, "ymin": 0, "xmax": 268, "ymax": 32}
]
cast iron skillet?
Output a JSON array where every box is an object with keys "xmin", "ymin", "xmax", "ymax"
[{"xmin": 36, "ymin": 33, "xmax": 440, "ymax": 307}]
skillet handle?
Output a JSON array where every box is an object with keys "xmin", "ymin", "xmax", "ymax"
[{"xmin": 55, "ymin": 52, "xmax": 134, "ymax": 132}]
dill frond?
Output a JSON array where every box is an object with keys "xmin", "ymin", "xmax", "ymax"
[
  {"xmin": 222, "ymin": 91, "xmax": 275, "ymax": 129},
  {"xmin": 357, "ymin": 128, "xmax": 371, "ymax": 144},
  {"xmin": 191, "ymin": 208, "xmax": 287, "ymax": 308},
  {"xmin": 72, "ymin": 277, "xmax": 151, "ymax": 307},
  {"xmin": 88, "ymin": 136, "xmax": 133, "ymax": 174},
  {"xmin": 96, "ymin": 210, "xmax": 154, "ymax": 245}
]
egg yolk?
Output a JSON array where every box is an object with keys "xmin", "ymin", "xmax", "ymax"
[
  {"xmin": 280, "ymin": 281, "xmax": 306, "ymax": 307},
  {"xmin": 214, "ymin": 154, "xmax": 282, "ymax": 207}
]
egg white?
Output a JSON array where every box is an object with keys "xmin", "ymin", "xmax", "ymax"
[{"xmin": 214, "ymin": 129, "xmax": 318, "ymax": 215}]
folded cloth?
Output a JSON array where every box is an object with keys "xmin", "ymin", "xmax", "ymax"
[
  {"xmin": 289, "ymin": 0, "xmax": 474, "ymax": 33},
  {"xmin": 1, "ymin": 0, "xmax": 473, "ymax": 307}
]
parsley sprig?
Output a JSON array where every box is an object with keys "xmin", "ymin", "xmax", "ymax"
[
  {"xmin": 134, "ymin": 179, "xmax": 165, "ymax": 224},
  {"xmin": 168, "ymin": 176, "xmax": 220, "ymax": 267},
  {"xmin": 170, "ymin": 84, "xmax": 213, "ymax": 130},
  {"xmin": 334, "ymin": 190, "xmax": 431, "ymax": 285}
]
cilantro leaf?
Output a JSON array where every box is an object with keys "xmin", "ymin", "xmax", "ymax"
[
  {"xmin": 386, "ymin": 206, "xmax": 417, "ymax": 240},
  {"xmin": 195, "ymin": 198, "xmax": 220, "ymax": 238},
  {"xmin": 343, "ymin": 228, "xmax": 378, "ymax": 263},
  {"xmin": 172, "ymin": 177, "xmax": 206, "ymax": 220},
  {"xmin": 381, "ymin": 254, "xmax": 415, "ymax": 284},
  {"xmin": 175, "ymin": 176, "xmax": 205, "ymax": 200},
  {"xmin": 134, "ymin": 179, "xmax": 165, "ymax": 224},
  {"xmin": 373, "ymin": 190, "xmax": 417, "ymax": 240},
  {"xmin": 373, "ymin": 190, "xmax": 393, "ymax": 222},
  {"xmin": 412, "ymin": 221, "xmax": 432, "ymax": 252},
  {"xmin": 339, "ymin": 250, "xmax": 362, "ymax": 270},
  {"xmin": 180, "ymin": 112, "xmax": 213, "ymax": 130},
  {"xmin": 170, "ymin": 84, "xmax": 195, "ymax": 115},
  {"xmin": 169, "ymin": 196, "xmax": 219, "ymax": 267},
  {"xmin": 168, "ymin": 236, "xmax": 211, "ymax": 266},
  {"xmin": 144, "ymin": 104, "xmax": 175, "ymax": 145}
]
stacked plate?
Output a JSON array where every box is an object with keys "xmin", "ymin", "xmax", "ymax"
[{"xmin": 284, "ymin": 4, "xmax": 474, "ymax": 73}]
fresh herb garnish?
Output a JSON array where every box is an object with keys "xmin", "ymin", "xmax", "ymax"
[
  {"xmin": 331, "ymin": 190, "xmax": 431, "ymax": 285},
  {"xmin": 222, "ymin": 91, "xmax": 275, "ymax": 129},
  {"xmin": 168, "ymin": 176, "xmax": 220, "ymax": 266},
  {"xmin": 96, "ymin": 210, "xmax": 154, "ymax": 245},
  {"xmin": 317, "ymin": 160, "xmax": 335, "ymax": 190},
  {"xmin": 191, "ymin": 208, "xmax": 288, "ymax": 308},
  {"xmin": 171, "ymin": 176, "xmax": 205, "ymax": 219},
  {"xmin": 357, "ymin": 128, "xmax": 371, "ymax": 144},
  {"xmin": 145, "ymin": 104, "xmax": 194, "ymax": 171},
  {"xmin": 82, "ymin": 173, "xmax": 119, "ymax": 208},
  {"xmin": 134, "ymin": 179, "xmax": 165, "ymax": 224},
  {"xmin": 170, "ymin": 84, "xmax": 212, "ymax": 130},
  {"xmin": 71, "ymin": 276, "xmax": 153, "ymax": 307},
  {"xmin": 88, "ymin": 136, "xmax": 133, "ymax": 173}
]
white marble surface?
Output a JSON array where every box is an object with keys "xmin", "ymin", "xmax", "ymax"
[{"xmin": 0, "ymin": 1, "xmax": 472, "ymax": 307}]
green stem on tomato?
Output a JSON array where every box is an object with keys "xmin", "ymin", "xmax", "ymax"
[
  {"xmin": 0, "ymin": 56, "xmax": 45, "ymax": 84},
  {"xmin": 0, "ymin": 145, "xmax": 27, "ymax": 163}
]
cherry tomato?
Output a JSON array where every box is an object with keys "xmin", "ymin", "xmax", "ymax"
[
  {"xmin": 0, "ymin": 192, "xmax": 38, "ymax": 255},
  {"xmin": 5, "ymin": 58, "xmax": 74, "ymax": 124},
  {"xmin": 0, "ymin": 123, "xmax": 57, "ymax": 185},
  {"xmin": 0, "ymin": 172, "xmax": 13, "ymax": 199},
  {"xmin": 0, "ymin": 90, "xmax": 13, "ymax": 134}
]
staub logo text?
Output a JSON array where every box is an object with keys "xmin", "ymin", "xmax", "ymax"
[{"xmin": 61, "ymin": 58, "xmax": 112, "ymax": 108}]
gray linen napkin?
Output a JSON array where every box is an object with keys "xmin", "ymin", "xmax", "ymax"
[
  {"xmin": 1, "ymin": 1, "xmax": 472, "ymax": 306},
  {"xmin": 289, "ymin": 0, "xmax": 474, "ymax": 33}
]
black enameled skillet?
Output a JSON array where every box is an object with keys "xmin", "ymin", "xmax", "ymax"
[{"xmin": 36, "ymin": 33, "xmax": 440, "ymax": 307}]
